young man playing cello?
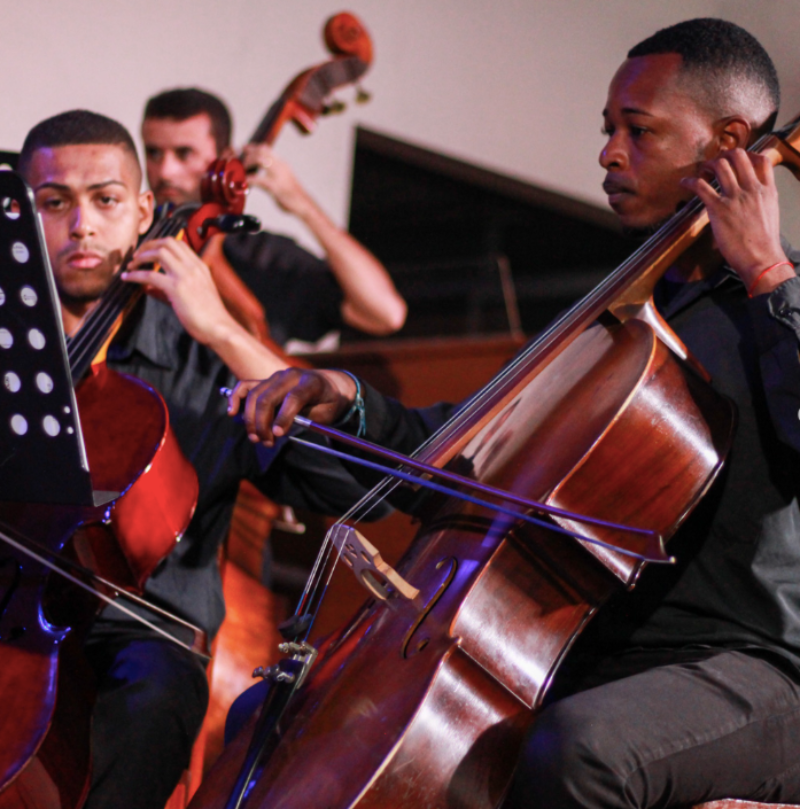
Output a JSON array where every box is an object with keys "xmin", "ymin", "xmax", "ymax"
[
  {"xmin": 141, "ymin": 88, "xmax": 407, "ymax": 348},
  {"xmin": 12, "ymin": 110, "xmax": 379, "ymax": 809},
  {"xmin": 231, "ymin": 18, "xmax": 800, "ymax": 807}
]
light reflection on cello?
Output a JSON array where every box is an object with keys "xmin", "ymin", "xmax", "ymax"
[
  {"xmin": 0, "ymin": 121, "xmax": 269, "ymax": 808},
  {"xmin": 190, "ymin": 20, "xmax": 800, "ymax": 809}
]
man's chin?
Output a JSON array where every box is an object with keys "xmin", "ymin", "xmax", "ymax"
[
  {"xmin": 154, "ymin": 188, "xmax": 196, "ymax": 207},
  {"xmin": 57, "ymin": 271, "xmax": 117, "ymax": 305},
  {"xmin": 619, "ymin": 215, "xmax": 674, "ymax": 241}
]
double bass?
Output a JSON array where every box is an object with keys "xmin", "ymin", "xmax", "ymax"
[
  {"xmin": 187, "ymin": 114, "xmax": 800, "ymax": 808},
  {"xmin": 203, "ymin": 11, "xmax": 374, "ymax": 346},
  {"xmin": 0, "ymin": 160, "xmax": 255, "ymax": 808}
]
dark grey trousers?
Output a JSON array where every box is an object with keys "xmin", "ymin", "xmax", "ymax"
[
  {"xmin": 83, "ymin": 626, "xmax": 209, "ymax": 809},
  {"xmin": 505, "ymin": 647, "xmax": 800, "ymax": 808}
]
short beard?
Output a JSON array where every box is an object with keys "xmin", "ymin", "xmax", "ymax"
[
  {"xmin": 621, "ymin": 216, "xmax": 673, "ymax": 241},
  {"xmin": 621, "ymin": 198, "xmax": 692, "ymax": 242}
]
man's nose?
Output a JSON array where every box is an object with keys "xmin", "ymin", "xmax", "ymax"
[
  {"xmin": 599, "ymin": 134, "xmax": 628, "ymax": 170},
  {"xmin": 158, "ymin": 151, "xmax": 183, "ymax": 182},
  {"xmin": 70, "ymin": 204, "xmax": 96, "ymax": 239}
]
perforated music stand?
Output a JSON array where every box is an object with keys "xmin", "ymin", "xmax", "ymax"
[{"xmin": 0, "ymin": 171, "xmax": 98, "ymax": 506}]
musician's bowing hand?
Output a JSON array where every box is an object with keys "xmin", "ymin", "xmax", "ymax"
[
  {"xmin": 681, "ymin": 148, "xmax": 794, "ymax": 295},
  {"xmin": 123, "ymin": 237, "xmax": 236, "ymax": 346},
  {"xmin": 227, "ymin": 369, "xmax": 357, "ymax": 446}
]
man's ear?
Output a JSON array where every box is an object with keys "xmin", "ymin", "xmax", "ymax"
[
  {"xmin": 716, "ymin": 116, "xmax": 752, "ymax": 151},
  {"xmin": 138, "ymin": 189, "xmax": 155, "ymax": 235}
]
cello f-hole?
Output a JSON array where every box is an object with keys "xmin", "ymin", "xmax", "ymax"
[{"xmin": 402, "ymin": 557, "xmax": 458, "ymax": 659}]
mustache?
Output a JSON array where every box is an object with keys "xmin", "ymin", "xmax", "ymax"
[
  {"xmin": 602, "ymin": 178, "xmax": 633, "ymax": 195},
  {"xmin": 56, "ymin": 243, "xmax": 111, "ymax": 262},
  {"xmin": 621, "ymin": 202, "xmax": 687, "ymax": 241}
]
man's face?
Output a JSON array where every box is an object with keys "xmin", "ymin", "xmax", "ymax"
[
  {"xmin": 600, "ymin": 53, "xmax": 720, "ymax": 234},
  {"xmin": 26, "ymin": 143, "xmax": 153, "ymax": 305},
  {"xmin": 141, "ymin": 113, "xmax": 219, "ymax": 206}
]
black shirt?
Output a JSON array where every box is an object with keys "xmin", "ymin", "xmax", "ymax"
[
  {"xmin": 222, "ymin": 231, "xmax": 344, "ymax": 347},
  {"xmin": 101, "ymin": 296, "xmax": 376, "ymax": 637},
  {"xmin": 347, "ymin": 266, "xmax": 800, "ymax": 665}
]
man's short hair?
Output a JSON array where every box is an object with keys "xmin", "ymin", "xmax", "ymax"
[
  {"xmin": 628, "ymin": 18, "xmax": 780, "ymax": 133},
  {"xmin": 143, "ymin": 88, "xmax": 232, "ymax": 154},
  {"xmin": 19, "ymin": 109, "xmax": 140, "ymax": 178}
]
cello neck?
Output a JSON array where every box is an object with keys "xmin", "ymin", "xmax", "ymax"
[
  {"xmin": 66, "ymin": 210, "xmax": 186, "ymax": 382},
  {"xmin": 418, "ymin": 115, "xmax": 800, "ymax": 467}
]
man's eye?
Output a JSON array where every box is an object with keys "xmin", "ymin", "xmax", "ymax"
[
  {"xmin": 98, "ymin": 195, "xmax": 118, "ymax": 207},
  {"xmin": 145, "ymin": 148, "xmax": 162, "ymax": 161},
  {"xmin": 175, "ymin": 148, "xmax": 193, "ymax": 161},
  {"xmin": 630, "ymin": 126, "xmax": 647, "ymax": 137},
  {"xmin": 41, "ymin": 197, "xmax": 65, "ymax": 211},
  {"xmin": 601, "ymin": 126, "xmax": 614, "ymax": 137}
]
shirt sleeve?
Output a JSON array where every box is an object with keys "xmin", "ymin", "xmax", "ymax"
[
  {"xmin": 749, "ymin": 273, "xmax": 800, "ymax": 452},
  {"xmin": 222, "ymin": 231, "xmax": 344, "ymax": 346},
  {"xmin": 323, "ymin": 381, "xmax": 457, "ymax": 513},
  {"xmin": 248, "ymin": 433, "xmax": 392, "ymax": 520}
]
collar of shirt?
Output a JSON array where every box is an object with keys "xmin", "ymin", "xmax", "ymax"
[
  {"xmin": 656, "ymin": 266, "xmax": 737, "ymax": 320},
  {"xmin": 106, "ymin": 297, "xmax": 180, "ymax": 370}
]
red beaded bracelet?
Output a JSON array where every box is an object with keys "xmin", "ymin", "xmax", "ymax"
[{"xmin": 747, "ymin": 261, "xmax": 794, "ymax": 297}]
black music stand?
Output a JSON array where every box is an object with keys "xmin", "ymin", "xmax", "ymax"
[
  {"xmin": 0, "ymin": 152, "xmax": 19, "ymax": 171},
  {"xmin": 0, "ymin": 171, "xmax": 98, "ymax": 506}
]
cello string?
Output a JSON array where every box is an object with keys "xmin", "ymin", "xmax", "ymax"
[
  {"xmin": 292, "ymin": 172, "xmax": 750, "ymax": 622},
  {"xmin": 285, "ymin": 130, "xmax": 774, "ymax": 627},
  {"xmin": 334, "ymin": 169, "xmax": 729, "ymax": 524},
  {"xmin": 290, "ymin": 197, "xmax": 706, "ymax": 620},
  {"xmin": 67, "ymin": 214, "xmax": 185, "ymax": 372}
]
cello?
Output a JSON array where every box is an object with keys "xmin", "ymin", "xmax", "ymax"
[
  {"xmin": 0, "ymin": 159, "xmax": 255, "ymax": 808},
  {"xmin": 186, "ymin": 110, "xmax": 800, "ymax": 808},
  {"xmin": 202, "ymin": 11, "xmax": 374, "ymax": 346}
]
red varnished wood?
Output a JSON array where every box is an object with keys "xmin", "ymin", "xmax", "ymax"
[
  {"xmin": 0, "ymin": 502, "xmax": 88, "ymax": 796},
  {"xmin": 0, "ymin": 367, "xmax": 198, "ymax": 805},
  {"xmin": 76, "ymin": 364, "xmax": 198, "ymax": 589},
  {"xmin": 188, "ymin": 319, "xmax": 734, "ymax": 809}
]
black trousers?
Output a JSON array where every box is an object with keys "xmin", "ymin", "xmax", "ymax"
[
  {"xmin": 82, "ymin": 625, "xmax": 209, "ymax": 809},
  {"xmin": 505, "ymin": 647, "xmax": 800, "ymax": 809}
]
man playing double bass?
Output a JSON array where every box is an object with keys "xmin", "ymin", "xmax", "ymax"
[
  {"xmin": 141, "ymin": 88, "xmax": 407, "ymax": 349},
  {"xmin": 231, "ymin": 18, "xmax": 800, "ymax": 807},
  {"xmin": 11, "ymin": 110, "xmax": 381, "ymax": 808}
]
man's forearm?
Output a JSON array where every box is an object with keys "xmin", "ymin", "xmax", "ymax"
[{"xmin": 296, "ymin": 198, "xmax": 407, "ymax": 335}]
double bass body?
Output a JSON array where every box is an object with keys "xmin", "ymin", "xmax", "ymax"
[{"xmin": 191, "ymin": 317, "xmax": 735, "ymax": 809}]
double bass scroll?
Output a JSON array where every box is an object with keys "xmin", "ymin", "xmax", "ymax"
[{"xmin": 204, "ymin": 11, "xmax": 375, "ymax": 345}]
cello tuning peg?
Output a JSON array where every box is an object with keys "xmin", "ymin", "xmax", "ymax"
[
  {"xmin": 355, "ymin": 86, "xmax": 371, "ymax": 104},
  {"xmin": 322, "ymin": 99, "xmax": 347, "ymax": 116}
]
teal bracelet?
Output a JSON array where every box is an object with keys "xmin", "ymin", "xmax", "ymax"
[{"xmin": 335, "ymin": 370, "xmax": 366, "ymax": 438}]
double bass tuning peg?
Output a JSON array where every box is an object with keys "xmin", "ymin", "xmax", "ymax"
[
  {"xmin": 355, "ymin": 85, "xmax": 371, "ymax": 104},
  {"xmin": 322, "ymin": 99, "xmax": 346, "ymax": 116}
]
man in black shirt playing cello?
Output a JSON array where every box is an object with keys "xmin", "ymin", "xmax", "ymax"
[
  {"xmin": 11, "ymin": 109, "xmax": 378, "ymax": 809},
  {"xmin": 230, "ymin": 18, "xmax": 800, "ymax": 808}
]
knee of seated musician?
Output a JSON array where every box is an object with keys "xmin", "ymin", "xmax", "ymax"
[
  {"xmin": 88, "ymin": 635, "xmax": 210, "ymax": 759},
  {"xmin": 225, "ymin": 679, "xmax": 271, "ymax": 746},
  {"xmin": 505, "ymin": 695, "xmax": 628, "ymax": 809}
]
